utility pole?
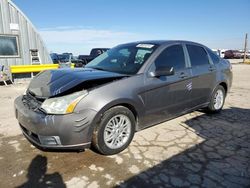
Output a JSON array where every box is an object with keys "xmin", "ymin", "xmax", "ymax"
[{"xmin": 243, "ymin": 33, "xmax": 248, "ymax": 64}]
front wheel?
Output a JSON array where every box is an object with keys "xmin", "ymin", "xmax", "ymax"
[
  {"xmin": 207, "ymin": 85, "xmax": 226, "ymax": 113},
  {"xmin": 92, "ymin": 106, "xmax": 135, "ymax": 155}
]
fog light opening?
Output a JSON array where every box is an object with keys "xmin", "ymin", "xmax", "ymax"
[{"xmin": 38, "ymin": 136, "xmax": 61, "ymax": 146}]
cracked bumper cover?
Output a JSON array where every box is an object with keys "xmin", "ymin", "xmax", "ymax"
[{"xmin": 14, "ymin": 96, "xmax": 97, "ymax": 150}]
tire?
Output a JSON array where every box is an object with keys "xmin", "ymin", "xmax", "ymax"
[
  {"xmin": 206, "ymin": 85, "xmax": 226, "ymax": 113},
  {"xmin": 92, "ymin": 106, "xmax": 135, "ymax": 155}
]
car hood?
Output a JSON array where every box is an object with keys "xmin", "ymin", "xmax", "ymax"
[{"xmin": 28, "ymin": 68, "xmax": 126, "ymax": 98}]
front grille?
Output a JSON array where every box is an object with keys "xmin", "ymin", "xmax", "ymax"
[{"xmin": 22, "ymin": 92, "xmax": 44, "ymax": 111}]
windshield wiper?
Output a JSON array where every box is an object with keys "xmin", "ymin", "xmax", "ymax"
[
  {"xmin": 89, "ymin": 67, "xmax": 107, "ymax": 71},
  {"xmin": 88, "ymin": 66, "xmax": 127, "ymax": 75}
]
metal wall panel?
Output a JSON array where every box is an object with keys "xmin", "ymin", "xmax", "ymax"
[{"xmin": 0, "ymin": 0, "xmax": 52, "ymax": 71}]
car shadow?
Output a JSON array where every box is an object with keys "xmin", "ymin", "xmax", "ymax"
[
  {"xmin": 117, "ymin": 107, "xmax": 250, "ymax": 187},
  {"xmin": 16, "ymin": 155, "xmax": 66, "ymax": 188}
]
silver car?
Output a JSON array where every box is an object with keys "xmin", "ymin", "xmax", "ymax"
[{"xmin": 14, "ymin": 40, "xmax": 232, "ymax": 155}]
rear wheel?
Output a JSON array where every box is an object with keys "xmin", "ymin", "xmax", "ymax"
[
  {"xmin": 207, "ymin": 85, "xmax": 226, "ymax": 113},
  {"xmin": 92, "ymin": 106, "xmax": 135, "ymax": 155}
]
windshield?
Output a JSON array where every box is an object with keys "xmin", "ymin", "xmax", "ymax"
[{"xmin": 85, "ymin": 43, "xmax": 157, "ymax": 74}]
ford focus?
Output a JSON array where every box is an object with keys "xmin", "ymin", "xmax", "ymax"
[{"xmin": 14, "ymin": 41, "xmax": 232, "ymax": 155}]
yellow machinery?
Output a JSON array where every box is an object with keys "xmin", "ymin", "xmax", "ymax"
[{"xmin": 10, "ymin": 64, "xmax": 74, "ymax": 74}]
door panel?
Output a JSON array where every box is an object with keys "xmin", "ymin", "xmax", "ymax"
[
  {"xmin": 186, "ymin": 44, "xmax": 216, "ymax": 108},
  {"xmin": 191, "ymin": 64, "xmax": 216, "ymax": 106},
  {"xmin": 139, "ymin": 44, "xmax": 192, "ymax": 128},
  {"xmin": 142, "ymin": 69, "xmax": 192, "ymax": 126}
]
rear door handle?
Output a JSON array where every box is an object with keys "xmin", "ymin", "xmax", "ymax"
[
  {"xmin": 179, "ymin": 72, "xmax": 188, "ymax": 79},
  {"xmin": 209, "ymin": 66, "xmax": 216, "ymax": 71}
]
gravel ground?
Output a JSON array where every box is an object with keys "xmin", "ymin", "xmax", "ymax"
[{"xmin": 0, "ymin": 63, "xmax": 249, "ymax": 188}]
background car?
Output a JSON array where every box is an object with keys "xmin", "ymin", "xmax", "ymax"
[
  {"xmin": 50, "ymin": 53, "xmax": 85, "ymax": 68},
  {"xmin": 78, "ymin": 48, "xmax": 110, "ymax": 65},
  {"xmin": 239, "ymin": 50, "xmax": 250, "ymax": 59},
  {"xmin": 224, "ymin": 50, "xmax": 242, "ymax": 59}
]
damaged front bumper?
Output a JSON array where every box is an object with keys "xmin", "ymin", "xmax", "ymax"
[{"xmin": 14, "ymin": 96, "xmax": 97, "ymax": 150}]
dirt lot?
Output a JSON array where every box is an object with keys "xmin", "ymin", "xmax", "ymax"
[{"xmin": 0, "ymin": 63, "xmax": 249, "ymax": 188}]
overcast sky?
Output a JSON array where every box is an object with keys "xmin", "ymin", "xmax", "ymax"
[{"xmin": 13, "ymin": 0, "xmax": 250, "ymax": 55}]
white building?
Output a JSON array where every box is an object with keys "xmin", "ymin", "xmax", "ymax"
[{"xmin": 0, "ymin": 0, "xmax": 52, "ymax": 78}]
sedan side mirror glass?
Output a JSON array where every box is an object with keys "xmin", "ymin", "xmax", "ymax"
[{"xmin": 149, "ymin": 66, "xmax": 174, "ymax": 77}]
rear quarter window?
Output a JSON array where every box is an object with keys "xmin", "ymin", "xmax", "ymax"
[
  {"xmin": 187, "ymin": 45, "xmax": 210, "ymax": 66},
  {"xmin": 207, "ymin": 49, "xmax": 220, "ymax": 64}
]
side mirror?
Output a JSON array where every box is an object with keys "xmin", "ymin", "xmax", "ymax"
[{"xmin": 149, "ymin": 66, "xmax": 174, "ymax": 77}]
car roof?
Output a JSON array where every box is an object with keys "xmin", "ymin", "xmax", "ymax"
[
  {"xmin": 91, "ymin": 48, "xmax": 110, "ymax": 50},
  {"xmin": 120, "ymin": 40, "xmax": 206, "ymax": 47}
]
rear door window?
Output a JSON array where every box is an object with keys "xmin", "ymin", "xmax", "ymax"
[
  {"xmin": 207, "ymin": 49, "xmax": 220, "ymax": 64},
  {"xmin": 155, "ymin": 44, "xmax": 186, "ymax": 71},
  {"xmin": 187, "ymin": 45, "xmax": 210, "ymax": 66}
]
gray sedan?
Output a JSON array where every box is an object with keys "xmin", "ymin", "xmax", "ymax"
[{"xmin": 14, "ymin": 40, "xmax": 232, "ymax": 155}]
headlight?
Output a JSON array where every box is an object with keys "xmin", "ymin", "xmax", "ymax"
[
  {"xmin": 23, "ymin": 87, "xmax": 29, "ymax": 95},
  {"xmin": 41, "ymin": 90, "xmax": 88, "ymax": 114}
]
